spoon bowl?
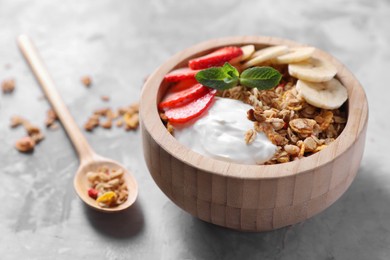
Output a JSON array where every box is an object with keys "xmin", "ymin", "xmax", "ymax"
[
  {"xmin": 18, "ymin": 35, "xmax": 138, "ymax": 213},
  {"xmin": 74, "ymin": 155, "xmax": 138, "ymax": 212}
]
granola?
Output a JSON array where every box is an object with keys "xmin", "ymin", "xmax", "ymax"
[
  {"xmin": 221, "ymin": 81, "xmax": 347, "ymax": 164},
  {"xmin": 10, "ymin": 116, "xmax": 45, "ymax": 153},
  {"xmin": 1, "ymin": 78, "xmax": 15, "ymax": 94},
  {"xmin": 86, "ymin": 167, "xmax": 128, "ymax": 207}
]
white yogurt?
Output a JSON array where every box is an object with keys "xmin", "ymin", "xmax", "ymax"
[{"xmin": 174, "ymin": 97, "xmax": 276, "ymax": 164}]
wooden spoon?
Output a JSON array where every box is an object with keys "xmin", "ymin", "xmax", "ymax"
[{"xmin": 17, "ymin": 35, "xmax": 138, "ymax": 212}]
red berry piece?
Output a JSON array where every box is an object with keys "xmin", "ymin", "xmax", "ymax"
[
  {"xmin": 169, "ymin": 78, "xmax": 199, "ymax": 92},
  {"xmin": 158, "ymin": 83, "xmax": 209, "ymax": 110},
  {"xmin": 164, "ymin": 67, "xmax": 200, "ymax": 82},
  {"xmin": 165, "ymin": 89, "xmax": 217, "ymax": 124},
  {"xmin": 188, "ymin": 46, "xmax": 243, "ymax": 70},
  {"xmin": 88, "ymin": 188, "xmax": 99, "ymax": 200}
]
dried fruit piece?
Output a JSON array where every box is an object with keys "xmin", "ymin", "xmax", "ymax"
[
  {"xmin": 88, "ymin": 188, "xmax": 99, "ymax": 199},
  {"xmin": 189, "ymin": 46, "xmax": 243, "ymax": 70},
  {"xmin": 158, "ymin": 83, "xmax": 209, "ymax": 110},
  {"xmin": 164, "ymin": 67, "xmax": 200, "ymax": 82},
  {"xmin": 97, "ymin": 191, "xmax": 117, "ymax": 206},
  {"xmin": 15, "ymin": 136, "xmax": 35, "ymax": 153},
  {"xmin": 124, "ymin": 113, "xmax": 139, "ymax": 130},
  {"xmin": 165, "ymin": 89, "xmax": 216, "ymax": 124}
]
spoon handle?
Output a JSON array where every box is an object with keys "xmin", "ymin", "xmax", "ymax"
[{"xmin": 17, "ymin": 35, "xmax": 95, "ymax": 162}]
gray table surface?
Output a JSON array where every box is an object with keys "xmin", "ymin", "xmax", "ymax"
[{"xmin": 1, "ymin": 0, "xmax": 389, "ymax": 259}]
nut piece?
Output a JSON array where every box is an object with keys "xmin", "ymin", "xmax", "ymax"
[
  {"xmin": 15, "ymin": 136, "xmax": 35, "ymax": 153},
  {"xmin": 100, "ymin": 120, "xmax": 112, "ymax": 129},
  {"xmin": 45, "ymin": 109, "xmax": 58, "ymax": 128},
  {"xmin": 81, "ymin": 75, "xmax": 92, "ymax": 87},
  {"xmin": 10, "ymin": 116, "xmax": 26, "ymax": 128},
  {"xmin": 244, "ymin": 129, "xmax": 257, "ymax": 144},
  {"xmin": 84, "ymin": 115, "xmax": 100, "ymax": 131},
  {"xmin": 1, "ymin": 78, "xmax": 15, "ymax": 94},
  {"xmin": 25, "ymin": 123, "xmax": 44, "ymax": 143}
]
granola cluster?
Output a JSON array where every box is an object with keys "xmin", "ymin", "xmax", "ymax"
[
  {"xmin": 86, "ymin": 167, "xmax": 128, "ymax": 207},
  {"xmin": 220, "ymin": 80, "xmax": 347, "ymax": 164}
]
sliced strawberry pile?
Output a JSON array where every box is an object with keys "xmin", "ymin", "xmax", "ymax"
[
  {"xmin": 164, "ymin": 67, "xmax": 200, "ymax": 82},
  {"xmin": 188, "ymin": 46, "xmax": 243, "ymax": 70},
  {"xmin": 165, "ymin": 89, "xmax": 216, "ymax": 124},
  {"xmin": 160, "ymin": 45, "xmax": 242, "ymax": 124},
  {"xmin": 158, "ymin": 83, "xmax": 209, "ymax": 110}
]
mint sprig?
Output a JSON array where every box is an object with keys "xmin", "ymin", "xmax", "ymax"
[
  {"xmin": 195, "ymin": 62, "xmax": 239, "ymax": 90},
  {"xmin": 195, "ymin": 62, "xmax": 282, "ymax": 91}
]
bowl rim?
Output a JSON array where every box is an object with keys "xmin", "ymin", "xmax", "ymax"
[{"xmin": 140, "ymin": 36, "xmax": 368, "ymax": 180}]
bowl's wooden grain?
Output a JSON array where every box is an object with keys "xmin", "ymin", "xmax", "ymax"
[{"xmin": 140, "ymin": 36, "xmax": 368, "ymax": 231}]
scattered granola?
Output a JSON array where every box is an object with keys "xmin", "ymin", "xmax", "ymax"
[
  {"xmin": 81, "ymin": 75, "xmax": 92, "ymax": 87},
  {"xmin": 1, "ymin": 78, "xmax": 15, "ymax": 94},
  {"xmin": 11, "ymin": 116, "xmax": 45, "ymax": 153},
  {"xmin": 86, "ymin": 167, "xmax": 128, "ymax": 207},
  {"xmin": 83, "ymin": 102, "xmax": 140, "ymax": 132}
]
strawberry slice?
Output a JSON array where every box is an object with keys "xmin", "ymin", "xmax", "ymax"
[
  {"xmin": 158, "ymin": 83, "xmax": 208, "ymax": 110},
  {"xmin": 169, "ymin": 78, "xmax": 199, "ymax": 92},
  {"xmin": 188, "ymin": 46, "xmax": 243, "ymax": 70},
  {"xmin": 165, "ymin": 89, "xmax": 216, "ymax": 124},
  {"xmin": 164, "ymin": 67, "xmax": 200, "ymax": 82}
]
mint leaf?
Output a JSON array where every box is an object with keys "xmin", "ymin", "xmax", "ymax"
[
  {"xmin": 195, "ymin": 62, "xmax": 239, "ymax": 90},
  {"xmin": 240, "ymin": 66, "xmax": 282, "ymax": 90}
]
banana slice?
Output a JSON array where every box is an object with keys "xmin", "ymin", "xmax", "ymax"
[
  {"xmin": 242, "ymin": 45, "xmax": 288, "ymax": 69},
  {"xmin": 240, "ymin": 45, "xmax": 255, "ymax": 61},
  {"xmin": 288, "ymin": 57, "xmax": 337, "ymax": 82},
  {"xmin": 275, "ymin": 47, "xmax": 315, "ymax": 64},
  {"xmin": 230, "ymin": 45, "xmax": 255, "ymax": 64},
  {"xmin": 296, "ymin": 79, "xmax": 348, "ymax": 109}
]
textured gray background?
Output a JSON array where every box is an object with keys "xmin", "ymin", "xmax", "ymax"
[{"xmin": 1, "ymin": 0, "xmax": 389, "ymax": 259}]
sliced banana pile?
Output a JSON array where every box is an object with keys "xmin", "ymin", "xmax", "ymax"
[{"xmin": 238, "ymin": 44, "xmax": 348, "ymax": 109}]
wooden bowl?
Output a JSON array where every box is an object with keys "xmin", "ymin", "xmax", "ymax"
[{"xmin": 140, "ymin": 36, "xmax": 368, "ymax": 232}]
